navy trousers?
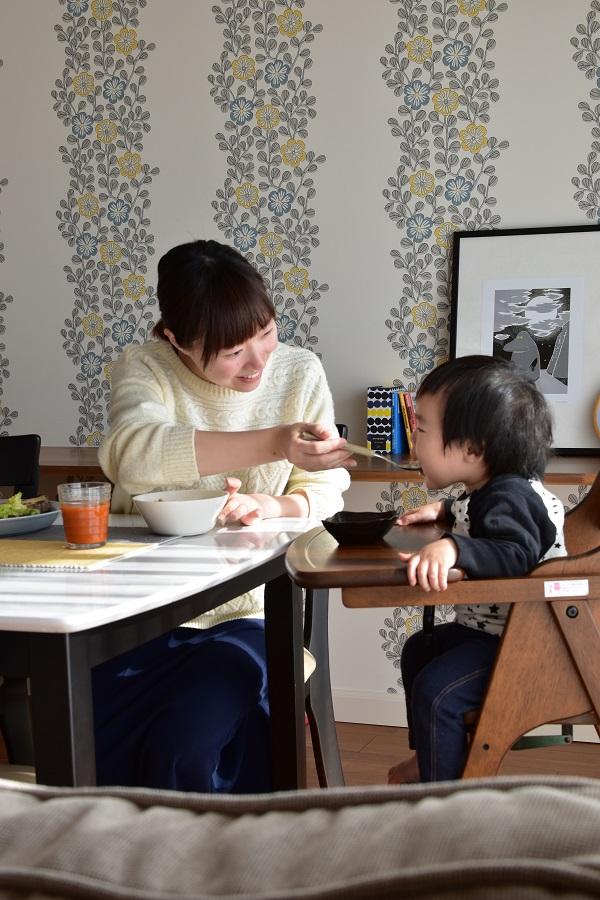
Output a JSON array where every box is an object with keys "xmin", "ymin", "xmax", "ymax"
[
  {"xmin": 92, "ymin": 618, "xmax": 271, "ymax": 793},
  {"xmin": 401, "ymin": 622, "xmax": 500, "ymax": 782}
]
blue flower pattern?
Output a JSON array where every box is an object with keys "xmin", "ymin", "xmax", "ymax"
[
  {"xmin": 382, "ymin": 0, "xmax": 508, "ymax": 389},
  {"xmin": 404, "ymin": 79, "xmax": 431, "ymax": 110},
  {"xmin": 210, "ymin": 2, "xmax": 328, "ymax": 349},
  {"xmin": 53, "ymin": 0, "xmax": 158, "ymax": 446},
  {"xmin": 267, "ymin": 187, "xmax": 293, "ymax": 214},
  {"xmin": 264, "ymin": 60, "xmax": 290, "ymax": 87}
]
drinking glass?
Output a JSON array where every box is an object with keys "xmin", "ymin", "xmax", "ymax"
[{"xmin": 57, "ymin": 481, "xmax": 112, "ymax": 549}]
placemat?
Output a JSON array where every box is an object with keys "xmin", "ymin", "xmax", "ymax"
[{"xmin": 0, "ymin": 539, "xmax": 153, "ymax": 571}]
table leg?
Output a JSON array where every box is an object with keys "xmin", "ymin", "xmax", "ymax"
[
  {"xmin": 28, "ymin": 632, "xmax": 96, "ymax": 786},
  {"xmin": 264, "ymin": 572, "xmax": 306, "ymax": 790}
]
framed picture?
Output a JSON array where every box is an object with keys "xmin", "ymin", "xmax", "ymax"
[{"xmin": 450, "ymin": 225, "xmax": 600, "ymax": 454}]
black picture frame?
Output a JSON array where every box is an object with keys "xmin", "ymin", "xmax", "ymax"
[{"xmin": 450, "ymin": 225, "xmax": 600, "ymax": 455}]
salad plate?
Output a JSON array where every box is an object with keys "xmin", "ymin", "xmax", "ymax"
[{"xmin": 0, "ymin": 500, "xmax": 60, "ymax": 537}]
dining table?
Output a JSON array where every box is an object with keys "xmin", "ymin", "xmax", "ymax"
[{"xmin": 0, "ymin": 514, "xmax": 313, "ymax": 789}]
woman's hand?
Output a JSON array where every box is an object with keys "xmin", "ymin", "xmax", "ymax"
[
  {"xmin": 398, "ymin": 538, "xmax": 458, "ymax": 592},
  {"xmin": 218, "ymin": 477, "xmax": 267, "ymax": 526},
  {"xmin": 280, "ymin": 422, "xmax": 356, "ymax": 471},
  {"xmin": 396, "ymin": 500, "xmax": 444, "ymax": 527},
  {"xmin": 217, "ymin": 477, "xmax": 311, "ymax": 525}
]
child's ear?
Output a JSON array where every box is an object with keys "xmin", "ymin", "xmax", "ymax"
[{"xmin": 463, "ymin": 442, "xmax": 484, "ymax": 463}]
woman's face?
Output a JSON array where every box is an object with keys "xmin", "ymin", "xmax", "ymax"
[{"xmin": 170, "ymin": 320, "xmax": 279, "ymax": 392}]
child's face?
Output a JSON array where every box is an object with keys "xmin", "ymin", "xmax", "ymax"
[{"xmin": 413, "ymin": 391, "xmax": 488, "ymax": 492}]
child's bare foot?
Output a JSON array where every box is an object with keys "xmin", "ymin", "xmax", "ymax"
[{"xmin": 387, "ymin": 753, "xmax": 420, "ymax": 784}]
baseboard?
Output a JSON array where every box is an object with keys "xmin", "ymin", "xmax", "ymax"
[
  {"xmin": 332, "ymin": 689, "xmax": 408, "ymax": 727},
  {"xmin": 332, "ymin": 689, "xmax": 599, "ymax": 742}
]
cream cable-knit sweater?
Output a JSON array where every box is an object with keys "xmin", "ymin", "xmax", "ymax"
[{"xmin": 99, "ymin": 339, "xmax": 350, "ymax": 627}]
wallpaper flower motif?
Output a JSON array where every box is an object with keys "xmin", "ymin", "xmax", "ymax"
[
  {"xmin": 209, "ymin": 0, "xmax": 327, "ymax": 349},
  {"xmin": 0, "ymin": 58, "xmax": 18, "ymax": 434},
  {"xmin": 571, "ymin": 1, "xmax": 600, "ymax": 221},
  {"xmin": 382, "ymin": 0, "xmax": 509, "ymax": 390},
  {"xmin": 52, "ymin": 0, "xmax": 159, "ymax": 446}
]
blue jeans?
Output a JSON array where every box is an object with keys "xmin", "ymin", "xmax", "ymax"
[
  {"xmin": 401, "ymin": 622, "xmax": 500, "ymax": 782},
  {"xmin": 92, "ymin": 619, "xmax": 271, "ymax": 793}
]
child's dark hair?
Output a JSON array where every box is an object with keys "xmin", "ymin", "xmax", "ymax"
[
  {"xmin": 417, "ymin": 355, "xmax": 553, "ymax": 479},
  {"xmin": 153, "ymin": 239, "xmax": 275, "ymax": 365}
]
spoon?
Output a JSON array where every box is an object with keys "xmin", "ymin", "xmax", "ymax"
[{"xmin": 301, "ymin": 433, "xmax": 421, "ymax": 471}]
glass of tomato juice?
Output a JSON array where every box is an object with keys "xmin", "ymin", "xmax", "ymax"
[{"xmin": 57, "ymin": 482, "xmax": 112, "ymax": 549}]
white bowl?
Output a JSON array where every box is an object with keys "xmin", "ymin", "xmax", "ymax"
[{"xmin": 133, "ymin": 488, "xmax": 228, "ymax": 536}]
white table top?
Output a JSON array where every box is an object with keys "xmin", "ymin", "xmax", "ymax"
[{"xmin": 0, "ymin": 516, "xmax": 313, "ymax": 634}]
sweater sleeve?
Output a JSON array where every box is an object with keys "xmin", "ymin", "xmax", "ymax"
[
  {"xmin": 446, "ymin": 480, "xmax": 558, "ymax": 579},
  {"xmin": 98, "ymin": 347, "xmax": 199, "ymax": 497},
  {"xmin": 284, "ymin": 355, "xmax": 350, "ymax": 520}
]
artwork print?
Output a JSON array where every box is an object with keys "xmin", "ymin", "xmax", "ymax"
[{"xmin": 481, "ymin": 278, "xmax": 583, "ymax": 403}]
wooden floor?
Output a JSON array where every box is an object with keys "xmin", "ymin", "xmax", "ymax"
[
  {"xmin": 2, "ymin": 723, "xmax": 598, "ymax": 785},
  {"xmin": 305, "ymin": 722, "xmax": 600, "ymax": 788}
]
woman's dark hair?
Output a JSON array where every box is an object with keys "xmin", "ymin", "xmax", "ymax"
[
  {"xmin": 153, "ymin": 240, "xmax": 275, "ymax": 365},
  {"xmin": 416, "ymin": 355, "xmax": 553, "ymax": 479}
]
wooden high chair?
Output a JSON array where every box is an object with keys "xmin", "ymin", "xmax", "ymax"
[{"xmin": 340, "ymin": 472, "xmax": 600, "ymax": 778}]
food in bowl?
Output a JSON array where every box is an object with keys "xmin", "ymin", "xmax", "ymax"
[{"xmin": 133, "ymin": 488, "xmax": 228, "ymax": 536}]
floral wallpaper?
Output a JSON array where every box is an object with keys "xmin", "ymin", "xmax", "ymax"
[
  {"xmin": 382, "ymin": 0, "xmax": 509, "ymax": 390},
  {"xmin": 52, "ymin": 0, "xmax": 159, "ymax": 446},
  {"xmin": 375, "ymin": 0, "xmax": 510, "ymax": 693},
  {"xmin": 209, "ymin": 0, "xmax": 327, "ymax": 349},
  {"xmin": 0, "ymin": 59, "xmax": 17, "ymax": 435},
  {"xmin": 571, "ymin": 1, "xmax": 600, "ymax": 221}
]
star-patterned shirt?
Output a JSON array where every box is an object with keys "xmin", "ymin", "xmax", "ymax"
[{"xmin": 443, "ymin": 474, "xmax": 566, "ymax": 636}]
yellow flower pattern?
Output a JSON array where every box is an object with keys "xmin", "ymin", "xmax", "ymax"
[
  {"xmin": 117, "ymin": 151, "xmax": 142, "ymax": 179},
  {"xmin": 277, "ymin": 9, "xmax": 303, "ymax": 37},
  {"xmin": 77, "ymin": 193, "xmax": 100, "ymax": 218},
  {"xmin": 91, "ymin": 0, "xmax": 112, "ymax": 20},
  {"xmin": 256, "ymin": 104, "xmax": 281, "ymax": 130},
  {"xmin": 95, "ymin": 119, "xmax": 118, "ymax": 144},
  {"xmin": 99, "ymin": 241, "xmax": 123, "ymax": 265},
  {"xmin": 459, "ymin": 123, "xmax": 488, "ymax": 153},
  {"xmin": 56, "ymin": 3, "xmax": 158, "ymax": 446},
  {"xmin": 235, "ymin": 183, "xmax": 259, "ymax": 208},
  {"xmin": 411, "ymin": 302, "xmax": 437, "ymax": 329},
  {"xmin": 231, "ymin": 55, "xmax": 256, "ymax": 80},
  {"xmin": 284, "ymin": 267, "xmax": 309, "ymax": 294},
  {"xmin": 259, "ymin": 232, "xmax": 283, "ymax": 257},
  {"xmin": 114, "ymin": 27, "xmax": 138, "ymax": 55},
  {"xmin": 72, "ymin": 72, "xmax": 95, "ymax": 96},
  {"xmin": 434, "ymin": 222, "xmax": 456, "ymax": 250},
  {"xmin": 432, "ymin": 88, "xmax": 460, "ymax": 116},
  {"xmin": 401, "ymin": 486, "xmax": 428, "ymax": 510},
  {"xmin": 122, "ymin": 273, "xmax": 146, "ymax": 301},
  {"xmin": 82, "ymin": 313, "xmax": 104, "ymax": 338},
  {"xmin": 458, "ymin": 0, "xmax": 486, "ymax": 16},
  {"xmin": 406, "ymin": 35, "xmax": 433, "ymax": 63},
  {"xmin": 408, "ymin": 170, "xmax": 435, "ymax": 197},
  {"xmin": 281, "ymin": 138, "xmax": 306, "ymax": 166}
]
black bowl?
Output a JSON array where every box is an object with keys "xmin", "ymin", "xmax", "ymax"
[{"xmin": 321, "ymin": 510, "xmax": 397, "ymax": 545}]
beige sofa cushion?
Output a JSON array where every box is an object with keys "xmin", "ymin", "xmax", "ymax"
[{"xmin": 0, "ymin": 775, "xmax": 599, "ymax": 898}]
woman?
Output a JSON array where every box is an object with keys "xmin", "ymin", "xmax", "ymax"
[{"xmin": 96, "ymin": 239, "xmax": 352, "ymax": 792}]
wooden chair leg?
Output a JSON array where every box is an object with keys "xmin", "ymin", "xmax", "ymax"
[
  {"xmin": 463, "ymin": 601, "xmax": 594, "ymax": 778},
  {"xmin": 304, "ymin": 588, "xmax": 345, "ymax": 787}
]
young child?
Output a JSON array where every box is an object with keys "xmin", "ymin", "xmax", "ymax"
[{"xmin": 388, "ymin": 355, "xmax": 566, "ymax": 784}]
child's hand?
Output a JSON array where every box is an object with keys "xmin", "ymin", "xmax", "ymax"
[
  {"xmin": 396, "ymin": 500, "xmax": 444, "ymax": 526},
  {"xmin": 398, "ymin": 538, "xmax": 458, "ymax": 592}
]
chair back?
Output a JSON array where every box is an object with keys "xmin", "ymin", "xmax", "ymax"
[
  {"xmin": 563, "ymin": 471, "xmax": 600, "ymax": 557},
  {"xmin": 0, "ymin": 434, "xmax": 41, "ymax": 499}
]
